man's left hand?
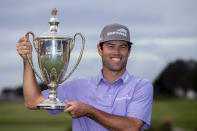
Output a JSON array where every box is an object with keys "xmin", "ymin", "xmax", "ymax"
[{"xmin": 64, "ymin": 100, "xmax": 90, "ymax": 118}]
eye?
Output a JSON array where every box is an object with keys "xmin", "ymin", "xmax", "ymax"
[
  {"xmin": 120, "ymin": 45, "xmax": 127, "ymax": 48},
  {"xmin": 107, "ymin": 44, "xmax": 114, "ymax": 48}
]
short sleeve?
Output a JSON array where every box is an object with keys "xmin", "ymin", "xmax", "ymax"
[{"xmin": 126, "ymin": 80, "xmax": 153, "ymax": 129}]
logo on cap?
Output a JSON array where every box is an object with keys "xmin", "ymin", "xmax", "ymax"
[{"xmin": 107, "ymin": 28, "xmax": 127, "ymax": 37}]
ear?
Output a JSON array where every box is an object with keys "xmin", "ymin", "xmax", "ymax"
[
  {"xmin": 128, "ymin": 46, "xmax": 132, "ymax": 56},
  {"xmin": 97, "ymin": 44, "xmax": 102, "ymax": 56}
]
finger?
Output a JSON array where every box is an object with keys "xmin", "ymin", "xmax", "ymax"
[
  {"xmin": 18, "ymin": 45, "xmax": 32, "ymax": 52},
  {"xmin": 18, "ymin": 50, "xmax": 31, "ymax": 57},
  {"xmin": 18, "ymin": 36, "xmax": 30, "ymax": 43},
  {"xmin": 17, "ymin": 46, "xmax": 30, "ymax": 54},
  {"xmin": 65, "ymin": 99, "xmax": 69, "ymax": 104},
  {"xmin": 17, "ymin": 41, "xmax": 30, "ymax": 48},
  {"xmin": 70, "ymin": 112, "xmax": 76, "ymax": 118},
  {"xmin": 18, "ymin": 37, "xmax": 26, "ymax": 43},
  {"xmin": 18, "ymin": 36, "xmax": 31, "ymax": 43},
  {"xmin": 17, "ymin": 42, "xmax": 32, "ymax": 51},
  {"xmin": 64, "ymin": 106, "xmax": 73, "ymax": 113},
  {"xmin": 17, "ymin": 45, "xmax": 29, "ymax": 50},
  {"xmin": 65, "ymin": 99, "xmax": 73, "ymax": 105},
  {"xmin": 17, "ymin": 43, "xmax": 32, "ymax": 55}
]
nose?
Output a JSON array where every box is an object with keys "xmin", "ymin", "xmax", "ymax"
[{"xmin": 112, "ymin": 46, "xmax": 121, "ymax": 54}]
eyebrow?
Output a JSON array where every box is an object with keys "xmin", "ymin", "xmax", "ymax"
[{"xmin": 105, "ymin": 42, "xmax": 114, "ymax": 45}]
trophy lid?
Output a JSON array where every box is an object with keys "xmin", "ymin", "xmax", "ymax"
[{"xmin": 39, "ymin": 8, "xmax": 71, "ymax": 39}]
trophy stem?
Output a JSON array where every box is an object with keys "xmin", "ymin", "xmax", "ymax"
[
  {"xmin": 48, "ymin": 82, "xmax": 57, "ymax": 102},
  {"xmin": 36, "ymin": 82, "xmax": 66, "ymax": 110}
]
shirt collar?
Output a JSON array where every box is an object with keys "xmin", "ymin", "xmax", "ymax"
[
  {"xmin": 96, "ymin": 69, "xmax": 130, "ymax": 85},
  {"xmin": 120, "ymin": 70, "xmax": 130, "ymax": 83},
  {"xmin": 96, "ymin": 70, "xmax": 104, "ymax": 85}
]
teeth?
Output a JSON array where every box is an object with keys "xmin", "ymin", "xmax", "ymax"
[{"xmin": 112, "ymin": 58, "xmax": 120, "ymax": 61}]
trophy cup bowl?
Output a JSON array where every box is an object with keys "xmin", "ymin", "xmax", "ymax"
[{"xmin": 25, "ymin": 8, "xmax": 85, "ymax": 110}]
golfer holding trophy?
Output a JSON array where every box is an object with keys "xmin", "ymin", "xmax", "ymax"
[{"xmin": 17, "ymin": 8, "xmax": 153, "ymax": 131}]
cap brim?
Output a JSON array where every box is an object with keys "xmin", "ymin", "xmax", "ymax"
[{"xmin": 99, "ymin": 39, "xmax": 133, "ymax": 45}]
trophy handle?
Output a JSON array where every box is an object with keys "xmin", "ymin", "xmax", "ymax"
[
  {"xmin": 61, "ymin": 32, "xmax": 85, "ymax": 83},
  {"xmin": 25, "ymin": 31, "xmax": 46, "ymax": 83}
]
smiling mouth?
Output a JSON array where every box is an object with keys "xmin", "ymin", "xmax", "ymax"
[{"xmin": 111, "ymin": 57, "xmax": 121, "ymax": 62}]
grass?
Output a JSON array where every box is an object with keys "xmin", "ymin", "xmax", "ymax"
[
  {"xmin": 0, "ymin": 101, "xmax": 72, "ymax": 131},
  {"xmin": 151, "ymin": 98, "xmax": 197, "ymax": 130},
  {"xmin": 0, "ymin": 98, "xmax": 197, "ymax": 131}
]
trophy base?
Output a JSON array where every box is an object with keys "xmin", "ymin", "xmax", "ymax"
[{"xmin": 36, "ymin": 99, "xmax": 66, "ymax": 110}]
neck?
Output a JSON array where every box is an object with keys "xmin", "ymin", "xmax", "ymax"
[{"xmin": 102, "ymin": 68, "xmax": 126, "ymax": 83}]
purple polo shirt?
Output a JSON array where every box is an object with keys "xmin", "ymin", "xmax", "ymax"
[{"xmin": 42, "ymin": 70, "xmax": 153, "ymax": 131}]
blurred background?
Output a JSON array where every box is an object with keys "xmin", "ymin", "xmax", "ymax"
[{"xmin": 0, "ymin": 0, "xmax": 197, "ymax": 131}]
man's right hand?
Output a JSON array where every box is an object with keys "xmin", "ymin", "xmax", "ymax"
[{"xmin": 17, "ymin": 36, "xmax": 32, "ymax": 62}]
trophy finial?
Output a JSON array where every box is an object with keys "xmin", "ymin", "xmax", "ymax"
[
  {"xmin": 49, "ymin": 8, "xmax": 59, "ymax": 32},
  {"xmin": 51, "ymin": 8, "xmax": 57, "ymax": 17}
]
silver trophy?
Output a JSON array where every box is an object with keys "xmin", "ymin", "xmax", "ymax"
[{"xmin": 25, "ymin": 8, "xmax": 85, "ymax": 110}]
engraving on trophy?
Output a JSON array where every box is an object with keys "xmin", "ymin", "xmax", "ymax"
[
  {"xmin": 50, "ymin": 68, "xmax": 57, "ymax": 81},
  {"xmin": 25, "ymin": 8, "xmax": 85, "ymax": 110}
]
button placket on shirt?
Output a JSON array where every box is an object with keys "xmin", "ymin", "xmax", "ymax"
[
  {"xmin": 94, "ymin": 74, "xmax": 124, "ymax": 108},
  {"xmin": 93, "ymin": 81, "xmax": 114, "ymax": 107}
]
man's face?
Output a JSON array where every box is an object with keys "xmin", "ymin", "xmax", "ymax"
[{"xmin": 97, "ymin": 40, "xmax": 131, "ymax": 72}]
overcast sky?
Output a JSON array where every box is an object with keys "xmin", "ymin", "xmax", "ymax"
[{"xmin": 0, "ymin": 0, "xmax": 197, "ymax": 92}]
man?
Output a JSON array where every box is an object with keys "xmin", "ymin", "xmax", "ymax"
[{"xmin": 17, "ymin": 23, "xmax": 153, "ymax": 131}]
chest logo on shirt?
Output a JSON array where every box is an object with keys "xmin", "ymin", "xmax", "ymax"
[
  {"xmin": 115, "ymin": 95, "xmax": 131, "ymax": 101},
  {"xmin": 85, "ymin": 96, "xmax": 97, "ymax": 102}
]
